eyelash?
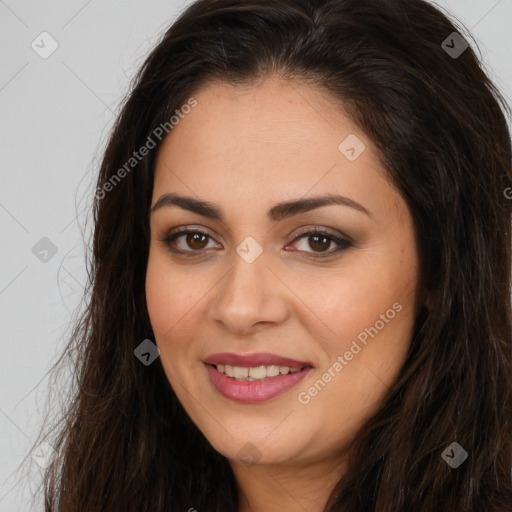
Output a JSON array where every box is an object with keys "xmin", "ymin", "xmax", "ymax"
[{"xmin": 159, "ymin": 226, "xmax": 353, "ymax": 259}]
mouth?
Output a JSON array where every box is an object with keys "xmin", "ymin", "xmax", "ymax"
[{"xmin": 203, "ymin": 352, "xmax": 313, "ymax": 403}]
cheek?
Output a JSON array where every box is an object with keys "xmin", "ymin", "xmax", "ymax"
[
  {"xmin": 145, "ymin": 262, "xmax": 190, "ymax": 400},
  {"xmin": 145, "ymin": 251, "xmax": 197, "ymax": 358},
  {"xmin": 293, "ymin": 274, "xmax": 415, "ymax": 439},
  {"xmin": 145, "ymin": 250, "xmax": 220, "ymax": 392},
  {"xmin": 145, "ymin": 267, "xmax": 174, "ymax": 339},
  {"xmin": 145, "ymin": 249, "xmax": 203, "ymax": 336},
  {"xmin": 297, "ymin": 244, "xmax": 418, "ymax": 385},
  {"xmin": 296, "ymin": 260, "xmax": 415, "ymax": 344}
]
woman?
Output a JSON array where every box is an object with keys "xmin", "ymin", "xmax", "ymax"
[{"xmin": 40, "ymin": 0, "xmax": 512, "ymax": 510}]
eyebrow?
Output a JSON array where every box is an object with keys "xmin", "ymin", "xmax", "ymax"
[{"xmin": 150, "ymin": 192, "xmax": 371, "ymax": 222}]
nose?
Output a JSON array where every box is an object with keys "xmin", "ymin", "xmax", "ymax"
[{"xmin": 208, "ymin": 249, "xmax": 290, "ymax": 336}]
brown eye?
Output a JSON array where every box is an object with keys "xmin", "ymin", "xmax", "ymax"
[
  {"xmin": 161, "ymin": 227, "xmax": 352, "ymax": 259},
  {"xmin": 307, "ymin": 234, "xmax": 332, "ymax": 252},
  {"xmin": 288, "ymin": 229, "xmax": 352, "ymax": 257},
  {"xmin": 161, "ymin": 229, "xmax": 220, "ymax": 256},
  {"xmin": 185, "ymin": 232, "xmax": 209, "ymax": 250}
]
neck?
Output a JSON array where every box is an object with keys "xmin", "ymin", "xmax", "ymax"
[{"xmin": 231, "ymin": 454, "xmax": 347, "ymax": 512}]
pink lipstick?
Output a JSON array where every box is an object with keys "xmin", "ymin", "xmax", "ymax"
[{"xmin": 203, "ymin": 352, "xmax": 313, "ymax": 403}]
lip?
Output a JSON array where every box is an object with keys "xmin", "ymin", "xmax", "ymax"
[
  {"xmin": 204, "ymin": 363, "xmax": 312, "ymax": 403},
  {"xmin": 203, "ymin": 352, "xmax": 313, "ymax": 368}
]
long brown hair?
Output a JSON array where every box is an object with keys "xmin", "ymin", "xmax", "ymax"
[{"xmin": 39, "ymin": 0, "xmax": 512, "ymax": 510}]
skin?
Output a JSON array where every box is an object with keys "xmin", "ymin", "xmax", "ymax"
[{"xmin": 146, "ymin": 75, "xmax": 420, "ymax": 512}]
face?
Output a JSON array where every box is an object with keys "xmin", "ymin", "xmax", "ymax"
[{"xmin": 146, "ymin": 76, "xmax": 420, "ymax": 470}]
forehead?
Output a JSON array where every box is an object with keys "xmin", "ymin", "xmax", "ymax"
[
  {"xmin": 160, "ymin": 77, "xmax": 355, "ymax": 152},
  {"xmin": 152, "ymin": 76, "xmax": 399, "ymax": 224}
]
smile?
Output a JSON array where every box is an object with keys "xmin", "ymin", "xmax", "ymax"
[
  {"xmin": 215, "ymin": 363, "xmax": 304, "ymax": 380},
  {"xmin": 205, "ymin": 364, "xmax": 313, "ymax": 404}
]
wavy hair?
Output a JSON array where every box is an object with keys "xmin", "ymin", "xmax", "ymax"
[{"xmin": 40, "ymin": 0, "xmax": 512, "ymax": 510}]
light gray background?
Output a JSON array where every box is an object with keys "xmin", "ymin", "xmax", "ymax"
[{"xmin": 1, "ymin": 1, "xmax": 511, "ymax": 510}]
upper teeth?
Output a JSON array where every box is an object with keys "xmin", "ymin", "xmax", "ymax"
[{"xmin": 216, "ymin": 364, "xmax": 303, "ymax": 380}]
